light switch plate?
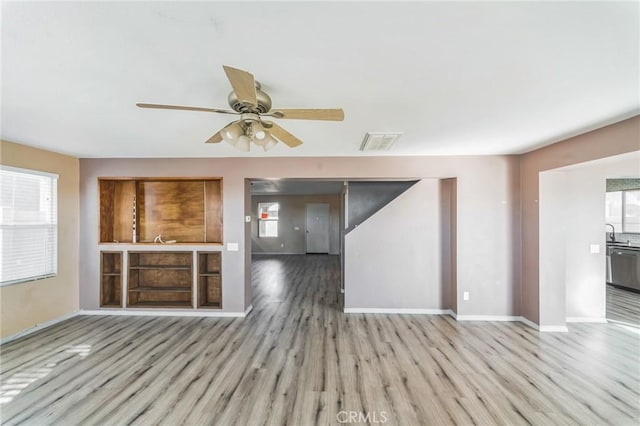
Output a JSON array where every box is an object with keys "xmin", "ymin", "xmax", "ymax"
[
  {"xmin": 463, "ymin": 291, "xmax": 469, "ymax": 301},
  {"xmin": 590, "ymin": 244, "xmax": 600, "ymax": 254},
  {"xmin": 227, "ymin": 243, "xmax": 239, "ymax": 251},
  {"xmin": 245, "ymin": 216, "xmax": 251, "ymax": 223}
]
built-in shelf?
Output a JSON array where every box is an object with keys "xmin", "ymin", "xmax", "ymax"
[
  {"xmin": 198, "ymin": 252, "xmax": 222, "ymax": 308},
  {"xmin": 98, "ymin": 177, "xmax": 225, "ymax": 311},
  {"xmin": 129, "ymin": 266, "xmax": 191, "ymax": 270},
  {"xmin": 127, "ymin": 251, "xmax": 193, "ymax": 308},
  {"xmin": 100, "ymin": 251, "xmax": 122, "ymax": 307}
]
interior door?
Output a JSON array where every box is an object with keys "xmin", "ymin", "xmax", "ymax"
[{"xmin": 306, "ymin": 203, "xmax": 330, "ymax": 253}]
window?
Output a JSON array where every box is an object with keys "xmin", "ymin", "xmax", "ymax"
[
  {"xmin": 606, "ymin": 190, "xmax": 640, "ymax": 233},
  {"xmin": 0, "ymin": 166, "xmax": 58, "ymax": 285},
  {"xmin": 257, "ymin": 202, "xmax": 279, "ymax": 238}
]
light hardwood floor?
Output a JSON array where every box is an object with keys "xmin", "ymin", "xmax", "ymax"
[{"xmin": 1, "ymin": 255, "xmax": 639, "ymax": 425}]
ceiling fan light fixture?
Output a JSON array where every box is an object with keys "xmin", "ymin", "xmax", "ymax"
[
  {"xmin": 236, "ymin": 135, "xmax": 251, "ymax": 152},
  {"xmin": 250, "ymin": 122, "xmax": 268, "ymax": 146},
  {"xmin": 221, "ymin": 121, "xmax": 244, "ymax": 146},
  {"xmin": 262, "ymin": 137, "xmax": 278, "ymax": 152},
  {"xmin": 137, "ymin": 65, "xmax": 344, "ymax": 153}
]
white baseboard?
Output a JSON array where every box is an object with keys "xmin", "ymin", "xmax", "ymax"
[
  {"xmin": 518, "ymin": 316, "xmax": 540, "ymax": 330},
  {"xmin": 344, "ymin": 308, "xmax": 452, "ymax": 315},
  {"xmin": 342, "ymin": 309, "xmax": 544, "ymax": 332},
  {"xmin": 252, "ymin": 252, "xmax": 301, "ymax": 255},
  {"xmin": 538, "ymin": 325, "xmax": 569, "ymax": 332},
  {"xmin": 252, "ymin": 252, "xmax": 340, "ymax": 256},
  {"xmin": 79, "ymin": 309, "xmax": 249, "ymax": 318},
  {"xmin": 244, "ymin": 304, "xmax": 253, "ymax": 316},
  {"xmin": 566, "ymin": 317, "xmax": 607, "ymax": 323},
  {"xmin": 455, "ymin": 315, "xmax": 522, "ymax": 322},
  {"xmin": 0, "ymin": 310, "xmax": 80, "ymax": 345}
]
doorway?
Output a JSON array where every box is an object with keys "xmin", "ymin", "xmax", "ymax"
[
  {"xmin": 305, "ymin": 203, "xmax": 330, "ymax": 253},
  {"xmin": 247, "ymin": 179, "xmax": 345, "ymax": 313}
]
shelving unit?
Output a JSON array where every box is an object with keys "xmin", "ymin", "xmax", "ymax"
[
  {"xmin": 127, "ymin": 251, "xmax": 193, "ymax": 308},
  {"xmin": 198, "ymin": 252, "xmax": 222, "ymax": 308},
  {"xmin": 99, "ymin": 178, "xmax": 223, "ymax": 244},
  {"xmin": 100, "ymin": 251, "xmax": 122, "ymax": 307},
  {"xmin": 98, "ymin": 177, "xmax": 224, "ymax": 311}
]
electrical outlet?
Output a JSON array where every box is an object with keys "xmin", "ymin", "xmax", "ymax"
[
  {"xmin": 463, "ymin": 291, "xmax": 469, "ymax": 301},
  {"xmin": 590, "ymin": 244, "xmax": 600, "ymax": 254}
]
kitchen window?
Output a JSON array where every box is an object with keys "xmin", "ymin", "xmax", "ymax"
[
  {"xmin": 0, "ymin": 166, "xmax": 58, "ymax": 285},
  {"xmin": 258, "ymin": 202, "xmax": 279, "ymax": 238},
  {"xmin": 606, "ymin": 190, "xmax": 640, "ymax": 233}
]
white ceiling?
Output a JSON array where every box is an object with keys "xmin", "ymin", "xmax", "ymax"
[{"xmin": 2, "ymin": 1, "xmax": 638, "ymax": 158}]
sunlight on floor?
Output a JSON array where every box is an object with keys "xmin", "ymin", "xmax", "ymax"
[
  {"xmin": 262, "ymin": 259, "xmax": 285, "ymax": 300},
  {"xmin": 607, "ymin": 319, "xmax": 640, "ymax": 335},
  {"xmin": 0, "ymin": 344, "xmax": 92, "ymax": 405}
]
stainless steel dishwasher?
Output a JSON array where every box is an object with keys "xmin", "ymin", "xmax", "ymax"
[{"xmin": 610, "ymin": 247, "xmax": 640, "ymax": 291}]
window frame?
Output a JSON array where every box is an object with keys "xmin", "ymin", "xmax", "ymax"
[
  {"xmin": 257, "ymin": 202, "xmax": 279, "ymax": 238},
  {"xmin": 621, "ymin": 189, "xmax": 640, "ymax": 233},
  {"xmin": 0, "ymin": 165, "xmax": 58, "ymax": 286},
  {"xmin": 606, "ymin": 189, "xmax": 640, "ymax": 234}
]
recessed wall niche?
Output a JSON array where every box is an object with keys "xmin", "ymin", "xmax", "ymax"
[{"xmin": 99, "ymin": 178, "xmax": 222, "ymax": 244}]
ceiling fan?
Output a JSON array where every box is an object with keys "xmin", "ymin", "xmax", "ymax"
[{"xmin": 137, "ymin": 66, "xmax": 344, "ymax": 152}]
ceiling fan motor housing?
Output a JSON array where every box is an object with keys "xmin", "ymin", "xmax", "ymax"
[{"xmin": 227, "ymin": 82, "xmax": 272, "ymax": 114}]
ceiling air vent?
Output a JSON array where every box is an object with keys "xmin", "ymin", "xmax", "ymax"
[{"xmin": 360, "ymin": 132, "xmax": 403, "ymax": 152}]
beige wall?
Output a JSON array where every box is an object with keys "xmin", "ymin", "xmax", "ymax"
[
  {"xmin": 0, "ymin": 140, "xmax": 79, "ymax": 338},
  {"xmin": 345, "ymin": 180, "xmax": 446, "ymax": 310},
  {"xmin": 80, "ymin": 155, "xmax": 520, "ymax": 317},
  {"xmin": 520, "ymin": 115, "xmax": 640, "ymax": 324}
]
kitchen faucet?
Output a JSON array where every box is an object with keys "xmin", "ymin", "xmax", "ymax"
[{"xmin": 605, "ymin": 223, "xmax": 616, "ymax": 242}]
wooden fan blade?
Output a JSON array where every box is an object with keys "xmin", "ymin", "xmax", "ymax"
[
  {"xmin": 136, "ymin": 103, "xmax": 238, "ymax": 115},
  {"xmin": 268, "ymin": 108, "xmax": 344, "ymax": 121},
  {"xmin": 265, "ymin": 121, "xmax": 303, "ymax": 148},
  {"xmin": 205, "ymin": 131, "xmax": 223, "ymax": 144},
  {"xmin": 223, "ymin": 65, "xmax": 257, "ymax": 107}
]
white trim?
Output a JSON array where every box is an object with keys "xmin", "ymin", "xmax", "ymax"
[
  {"xmin": 344, "ymin": 308, "xmax": 452, "ymax": 315},
  {"xmin": 539, "ymin": 325, "xmax": 569, "ymax": 332},
  {"xmin": 0, "ymin": 310, "xmax": 79, "ymax": 345},
  {"xmin": 518, "ymin": 316, "xmax": 540, "ymax": 330},
  {"xmin": 566, "ymin": 317, "xmax": 607, "ymax": 323},
  {"xmin": 79, "ymin": 309, "xmax": 248, "ymax": 318},
  {"xmin": 0, "ymin": 164, "xmax": 59, "ymax": 179},
  {"xmin": 252, "ymin": 252, "xmax": 301, "ymax": 256},
  {"xmin": 244, "ymin": 304, "xmax": 253, "ymax": 316},
  {"xmin": 252, "ymin": 252, "xmax": 340, "ymax": 256},
  {"xmin": 342, "ymin": 310, "xmax": 542, "ymax": 332},
  {"xmin": 455, "ymin": 315, "xmax": 522, "ymax": 322}
]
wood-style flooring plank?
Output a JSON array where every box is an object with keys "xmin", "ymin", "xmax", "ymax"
[{"xmin": 1, "ymin": 255, "xmax": 639, "ymax": 425}]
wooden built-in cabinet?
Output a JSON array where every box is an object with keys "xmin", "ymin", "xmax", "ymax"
[
  {"xmin": 99, "ymin": 250, "xmax": 224, "ymax": 310},
  {"xmin": 99, "ymin": 178, "xmax": 222, "ymax": 244},
  {"xmin": 127, "ymin": 251, "xmax": 193, "ymax": 308},
  {"xmin": 100, "ymin": 251, "xmax": 122, "ymax": 307},
  {"xmin": 198, "ymin": 252, "xmax": 222, "ymax": 308},
  {"xmin": 99, "ymin": 177, "xmax": 224, "ymax": 310}
]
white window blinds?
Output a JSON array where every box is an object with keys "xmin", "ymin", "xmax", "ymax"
[
  {"xmin": 258, "ymin": 202, "xmax": 279, "ymax": 238},
  {"xmin": 0, "ymin": 166, "xmax": 58, "ymax": 285}
]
